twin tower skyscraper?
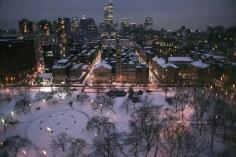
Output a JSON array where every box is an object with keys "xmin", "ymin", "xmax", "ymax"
[{"xmin": 103, "ymin": 0, "xmax": 114, "ymax": 26}]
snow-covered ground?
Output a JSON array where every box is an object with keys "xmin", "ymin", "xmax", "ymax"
[
  {"xmin": 0, "ymin": 87, "xmax": 168, "ymax": 156},
  {"xmin": 0, "ymin": 87, "xmax": 230, "ymax": 157}
]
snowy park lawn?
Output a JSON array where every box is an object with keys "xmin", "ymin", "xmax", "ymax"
[
  {"xmin": 1, "ymin": 87, "xmax": 233, "ymax": 157},
  {"xmin": 0, "ymin": 87, "xmax": 169, "ymax": 157}
]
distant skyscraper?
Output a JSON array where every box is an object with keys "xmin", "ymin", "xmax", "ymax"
[
  {"xmin": 71, "ymin": 17, "xmax": 79, "ymax": 33},
  {"xmin": 55, "ymin": 18, "xmax": 71, "ymax": 57},
  {"xmin": 121, "ymin": 18, "xmax": 130, "ymax": 27},
  {"xmin": 104, "ymin": 1, "xmax": 114, "ymax": 26},
  {"xmin": 38, "ymin": 20, "xmax": 52, "ymax": 36},
  {"xmin": 0, "ymin": 38, "xmax": 37, "ymax": 83},
  {"xmin": 42, "ymin": 44, "xmax": 59, "ymax": 72},
  {"xmin": 19, "ymin": 19, "xmax": 33, "ymax": 35},
  {"xmin": 79, "ymin": 17, "xmax": 98, "ymax": 42},
  {"xmin": 144, "ymin": 17, "xmax": 154, "ymax": 30}
]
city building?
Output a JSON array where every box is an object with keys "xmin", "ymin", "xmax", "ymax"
[
  {"xmin": 0, "ymin": 38, "xmax": 37, "ymax": 84},
  {"xmin": 104, "ymin": 1, "xmax": 114, "ymax": 26},
  {"xmin": 152, "ymin": 56, "xmax": 212, "ymax": 86},
  {"xmin": 144, "ymin": 17, "xmax": 154, "ymax": 30},
  {"xmin": 42, "ymin": 44, "xmax": 59, "ymax": 72},
  {"xmin": 79, "ymin": 17, "xmax": 98, "ymax": 42},
  {"xmin": 93, "ymin": 61, "xmax": 112, "ymax": 84},
  {"xmin": 54, "ymin": 18, "xmax": 71, "ymax": 57},
  {"xmin": 52, "ymin": 59, "xmax": 72, "ymax": 83},
  {"xmin": 38, "ymin": 20, "xmax": 52, "ymax": 36},
  {"xmin": 71, "ymin": 17, "xmax": 79, "ymax": 33},
  {"xmin": 19, "ymin": 19, "xmax": 34, "ymax": 35},
  {"xmin": 136, "ymin": 64, "xmax": 149, "ymax": 84},
  {"xmin": 77, "ymin": 49, "xmax": 97, "ymax": 64},
  {"xmin": 69, "ymin": 63, "xmax": 83, "ymax": 82},
  {"xmin": 101, "ymin": 47, "xmax": 149, "ymax": 84}
]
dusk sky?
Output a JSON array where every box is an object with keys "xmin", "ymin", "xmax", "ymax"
[{"xmin": 0, "ymin": 0, "xmax": 236, "ymax": 30}]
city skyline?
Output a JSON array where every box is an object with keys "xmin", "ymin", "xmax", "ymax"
[{"xmin": 0, "ymin": 0, "xmax": 236, "ymax": 30}]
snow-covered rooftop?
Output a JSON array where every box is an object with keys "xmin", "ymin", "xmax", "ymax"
[
  {"xmin": 156, "ymin": 58, "xmax": 178, "ymax": 69},
  {"xmin": 168, "ymin": 57, "xmax": 193, "ymax": 62},
  {"xmin": 191, "ymin": 60, "xmax": 209, "ymax": 69},
  {"xmin": 71, "ymin": 63, "xmax": 83, "ymax": 70},
  {"xmin": 82, "ymin": 64, "xmax": 89, "ymax": 70},
  {"xmin": 38, "ymin": 73, "xmax": 53, "ymax": 80},
  {"xmin": 57, "ymin": 59, "xmax": 69, "ymax": 64},
  {"xmin": 94, "ymin": 61, "xmax": 112, "ymax": 70}
]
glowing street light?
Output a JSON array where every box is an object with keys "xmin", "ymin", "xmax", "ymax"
[
  {"xmin": 46, "ymin": 127, "xmax": 52, "ymax": 133},
  {"xmin": 42, "ymin": 150, "xmax": 47, "ymax": 156},
  {"xmin": 22, "ymin": 150, "xmax": 27, "ymax": 156},
  {"xmin": 1, "ymin": 118, "xmax": 5, "ymax": 124}
]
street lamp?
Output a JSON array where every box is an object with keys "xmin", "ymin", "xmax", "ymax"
[
  {"xmin": 46, "ymin": 127, "xmax": 52, "ymax": 133},
  {"xmin": 22, "ymin": 150, "xmax": 27, "ymax": 156},
  {"xmin": 42, "ymin": 150, "xmax": 47, "ymax": 156},
  {"xmin": 1, "ymin": 118, "xmax": 4, "ymax": 124},
  {"xmin": 11, "ymin": 111, "xmax": 14, "ymax": 117}
]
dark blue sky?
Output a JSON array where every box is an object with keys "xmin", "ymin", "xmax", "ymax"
[{"xmin": 0, "ymin": 0, "xmax": 235, "ymax": 30}]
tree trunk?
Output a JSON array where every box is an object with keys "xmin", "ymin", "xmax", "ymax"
[
  {"xmin": 4, "ymin": 125, "xmax": 6, "ymax": 133},
  {"xmin": 153, "ymin": 144, "xmax": 159, "ymax": 157}
]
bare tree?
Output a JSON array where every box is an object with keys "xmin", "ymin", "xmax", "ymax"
[
  {"xmin": 141, "ymin": 95, "xmax": 154, "ymax": 106},
  {"xmin": 120, "ymin": 97, "xmax": 132, "ymax": 113},
  {"xmin": 48, "ymin": 97, "xmax": 59, "ymax": 107},
  {"xmin": 93, "ymin": 121, "xmax": 120, "ymax": 157},
  {"xmin": 67, "ymin": 138, "xmax": 87, "ymax": 157},
  {"xmin": 129, "ymin": 105, "xmax": 162, "ymax": 157},
  {"xmin": 86, "ymin": 116, "xmax": 114, "ymax": 133},
  {"xmin": 76, "ymin": 92, "xmax": 89, "ymax": 104},
  {"xmin": 14, "ymin": 94, "xmax": 31, "ymax": 115},
  {"xmin": 161, "ymin": 127, "xmax": 209, "ymax": 157},
  {"xmin": 3, "ymin": 136, "xmax": 29, "ymax": 156},
  {"xmin": 122, "ymin": 130, "xmax": 143, "ymax": 157},
  {"xmin": 92, "ymin": 95, "xmax": 114, "ymax": 115},
  {"xmin": 0, "ymin": 115, "xmax": 19, "ymax": 133},
  {"xmin": 51, "ymin": 132, "xmax": 72, "ymax": 152}
]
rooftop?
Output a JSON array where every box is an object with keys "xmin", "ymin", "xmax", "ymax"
[
  {"xmin": 168, "ymin": 57, "xmax": 193, "ymax": 62},
  {"xmin": 94, "ymin": 61, "xmax": 112, "ymax": 70},
  {"xmin": 191, "ymin": 60, "xmax": 209, "ymax": 69}
]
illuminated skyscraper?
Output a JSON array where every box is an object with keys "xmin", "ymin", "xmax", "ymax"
[
  {"xmin": 19, "ymin": 19, "xmax": 33, "ymax": 35},
  {"xmin": 71, "ymin": 17, "xmax": 79, "ymax": 33},
  {"xmin": 144, "ymin": 17, "xmax": 154, "ymax": 30},
  {"xmin": 104, "ymin": 0, "xmax": 114, "ymax": 26},
  {"xmin": 38, "ymin": 20, "xmax": 52, "ymax": 36},
  {"xmin": 55, "ymin": 18, "xmax": 71, "ymax": 57}
]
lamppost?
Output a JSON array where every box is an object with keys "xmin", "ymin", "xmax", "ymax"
[
  {"xmin": 1, "ymin": 118, "xmax": 6, "ymax": 133},
  {"xmin": 11, "ymin": 111, "xmax": 14, "ymax": 117},
  {"xmin": 22, "ymin": 149, "xmax": 27, "ymax": 157},
  {"xmin": 100, "ymin": 104, "xmax": 103, "ymax": 115},
  {"xmin": 42, "ymin": 150, "xmax": 47, "ymax": 156}
]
